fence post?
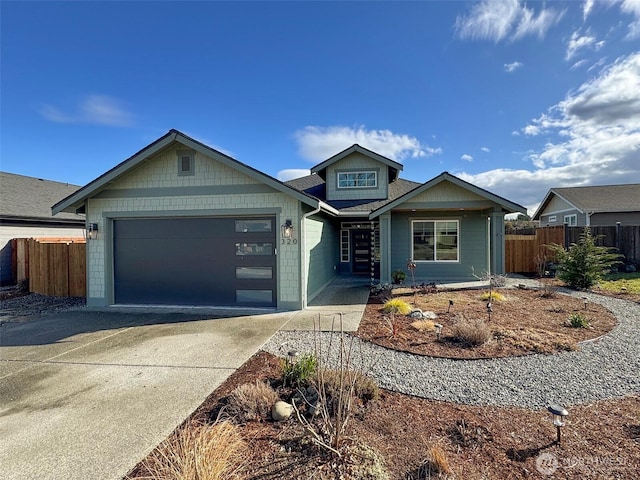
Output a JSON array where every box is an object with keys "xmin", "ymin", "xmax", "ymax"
[
  {"xmin": 563, "ymin": 224, "xmax": 569, "ymax": 249},
  {"xmin": 616, "ymin": 222, "xmax": 622, "ymax": 253}
]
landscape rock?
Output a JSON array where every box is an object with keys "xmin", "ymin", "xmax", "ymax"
[{"xmin": 271, "ymin": 401, "xmax": 293, "ymax": 421}]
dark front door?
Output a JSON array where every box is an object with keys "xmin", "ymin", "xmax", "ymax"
[
  {"xmin": 352, "ymin": 230, "xmax": 371, "ymax": 274},
  {"xmin": 113, "ymin": 217, "xmax": 276, "ymax": 307}
]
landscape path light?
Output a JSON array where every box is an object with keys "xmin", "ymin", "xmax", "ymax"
[
  {"xmin": 434, "ymin": 323, "xmax": 443, "ymax": 340},
  {"xmin": 548, "ymin": 404, "xmax": 569, "ymax": 444}
]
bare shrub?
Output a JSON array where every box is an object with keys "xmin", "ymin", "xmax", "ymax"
[
  {"xmin": 452, "ymin": 316, "xmax": 491, "ymax": 346},
  {"xmin": 136, "ymin": 420, "xmax": 247, "ymax": 480},
  {"xmin": 225, "ymin": 381, "xmax": 279, "ymax": 423}
]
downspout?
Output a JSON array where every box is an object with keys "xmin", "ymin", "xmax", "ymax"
[{"xmin": 300, "ymin": 204, "xmax": 322, "ymax": 309}]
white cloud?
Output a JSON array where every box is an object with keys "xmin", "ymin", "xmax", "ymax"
[
  {"xmin": 461, "ymin": 154, "xmax": 474, "ymax": 162},
  {"xmin": 38, "ymin": 95, "xmax": 134, "ymax": 127},
  {"xmin": 566, "ymin": 30, "xmax": 596, "ymax": 60},
  {"xmin": 277, "ymin": 169, "xmax": 311, "ymax": 181},
  {"xmin": 462, "ymin": 53, "xmax": 640, "ymax": 213},
  {"xmin": 294, "ymin": 125, "xmax": 442, "ymax": 163},
  {"xmin": 481, "ymin": 147, "xmax": 490, "ymax": 152},
  {"xmin": 504, "ymin": 61, "xmax": 523, "ymax": 72},
  {"xmin": 583, "ymin": 0, "xmax": 595, "ymax": 20},
  {"xmin": 455, "ymin": 0, "xmax": 564, "ymax": 43}
]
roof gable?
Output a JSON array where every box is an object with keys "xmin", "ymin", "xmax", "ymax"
[
  {"xmin": 310, "ymin": 144, "xmax": 403, "ymax": 182},
  {"xmin": 52, "ymin": 130, "xmax": 327, "ymax": 215},
  {"xmin": 369, "ymin": 172, "xmax": 526, "ymax": 218}
]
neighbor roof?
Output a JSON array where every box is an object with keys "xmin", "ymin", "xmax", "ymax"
[
  {"xmin": 52, "ymin": 130, "xmax": 337, "ymax": 216},
  {"xmin": 0, "ymin": 172, "xmax": 84, "ymax": 224},
  {"xmin": 532, "ymin": 184, "xmax": 640, "ymax": 220}
]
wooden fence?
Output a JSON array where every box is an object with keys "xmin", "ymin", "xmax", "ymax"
[
  {"xmin": 505, "ymin": 226, "xmax": 565, "ymax": 273},
  {"xmin": 505, "ymin": 225, "xmax": 640, "ymax": 273},
  {"xmin": 12, "ymin": 238, "xmax": 86, "ymax": 297}
]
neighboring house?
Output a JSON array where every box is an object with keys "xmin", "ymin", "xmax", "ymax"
[
  {"xmin": 0, "ymin": 172, "xmax": 85, "ymax": 285},
  {"xmin": 53, "ymin": 130, "xmax": 525, "ymax": 309},
  {"xmin": 533, "ymin": 184, "xmax": 640, "ymax": 227}
]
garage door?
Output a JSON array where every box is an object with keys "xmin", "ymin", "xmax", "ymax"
[{"xmin": 113, "ymin": 217, "xmax": 276, "ymax": 307}]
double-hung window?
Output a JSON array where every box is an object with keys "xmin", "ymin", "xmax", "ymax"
[
  {"xmin": 337, "ymin": 171, "xmax": 377, "ymax": 188},
  {"xmin": 412, "ymin": 220, "xmax": 459, "ymax": 262},
  {"xmin": 563, "ymin": 214, "xmax": 577, "ymax": 226}
]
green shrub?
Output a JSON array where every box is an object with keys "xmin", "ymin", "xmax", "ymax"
[
  {"xmin": 548, "ymin": 228, "xmax": 623, "ymax": 289},
  {"xmin": 281, "ymin": 352, "xmax": 317, "ymax": 387},
  {"xmin": 391, "ymin": 270, "xmax": 406, "ymax": 284},
  {"xmin": 567, "ymin": 312, "xmax": 590, "ymax": 328},
  {"xmin": 382, "ymin": 298, "xmax": 412, "ymax": 315}
]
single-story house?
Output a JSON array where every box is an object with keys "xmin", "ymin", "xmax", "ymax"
[
  {"xmin": 0, "ymin": 172, "xmax": 85, "ymax": 285},
  {"xmin": 53, "ymin": 130, "xmax": 526, "ymax": 309},
  {"xmin": 533, "ymin": 184, "xmax": 640, "ymax": 227}
]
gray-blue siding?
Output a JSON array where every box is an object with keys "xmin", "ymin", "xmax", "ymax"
[
  {"xmin": 389, "ymin": 211, "xmax": 489, "ymax": 281},
  {"xmin": 305, "ymin": 214, "xmax": 339, "ymax": 300}
]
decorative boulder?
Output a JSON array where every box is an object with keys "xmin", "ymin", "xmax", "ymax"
[
  {"xmin": 422, "ymin": 311, "xmax": 437, "ymax": 319},
  {"xmin": 271, "ymin": 401, "xmax": 293, "ymax": 421},
  {"xmin": 409, "ymin": 310, "xmax": 424, "ymax": 319}
]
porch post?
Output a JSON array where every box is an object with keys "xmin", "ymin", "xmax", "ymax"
[
  {"xmin": 379, "ymin": 213, "xmax": 391, "ymax": 283},
  {"xmin": 490, "ymin": 210, "xmax": 505, "ymax": 274}
]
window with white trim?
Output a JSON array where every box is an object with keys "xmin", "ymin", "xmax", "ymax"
[
  {"xmin": 412, "ymin": 220, "xmax": 459, "ymax": 262},
  {"xmin": 337, "ymin": 171, "xmax": 377, "ymax": 188},
  {"xmin": 564, "ymin": 214, "xmax": 577, "ymax": 226}
]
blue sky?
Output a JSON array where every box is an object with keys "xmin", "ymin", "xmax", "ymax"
[{"xmin": 2, "ymin": 0, "xmax": 639, "ymax": 214}]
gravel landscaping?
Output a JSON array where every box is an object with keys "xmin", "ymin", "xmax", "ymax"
[{"xmin": 264, "ymin": 289, "xmax": 640, "ymax": 408}]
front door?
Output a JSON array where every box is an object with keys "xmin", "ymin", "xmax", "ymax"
[{"xmin": 352, "ymin": 230, "xmax": 371, "ymax": 274}]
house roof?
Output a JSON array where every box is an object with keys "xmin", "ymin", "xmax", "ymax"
[
  {"xmin": 369, "ymin": 171, "xmax": 527, "ymax": 219},
  {"xmin": 52, "ymin": 130, "xmax": 337, "ymax": 216},
  {"xmin": 532, "ymin": 183, "xmax": 640, "ymax": 220},
  {"xmin": 0, "ymin": 172, "xmax": 84, "ymax": 224},
  {"xmin": 286, "ymin": 174, "xmax": 420, "ymax": 216},
  {"xmin": 310, "ymin": 144, "xmax": 403, "ymax": 182}
]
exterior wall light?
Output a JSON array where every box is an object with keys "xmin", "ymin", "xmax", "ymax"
[
  {"xmin": 282, "ymin": 219, "xmax": 294, "ymax": 239},
  {"xmin": 86, "ymin": 223, "xmax": 99, "ymax": 240},
  {"xmin": 548, "ymin": 404, "xmax": 569, "ymax": 444}
]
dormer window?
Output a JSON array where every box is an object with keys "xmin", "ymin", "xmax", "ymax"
[
  {"xmin": 337, "ymin": 171, "xmax": 377, "ymax": 189},
  {"xmin": 177, "ymin": 150, "xmax": 195, "ymax": 176}
]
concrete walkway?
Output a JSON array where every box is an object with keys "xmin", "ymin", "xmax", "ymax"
[{"xmin": 0, "ymin": 308, "xmax": 295, "ymax": 480}]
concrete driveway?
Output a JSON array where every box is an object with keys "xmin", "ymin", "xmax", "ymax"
[{"xmin": 0, "ymin": 307, "xmax": 293, "ymax": 480}]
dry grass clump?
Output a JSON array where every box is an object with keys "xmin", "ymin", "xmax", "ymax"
[
  {"xmin": 411, "ymin": 319, "xmax": 436, "ymax": 332},
  {"xmin": 416, "ymin": 444, "xmax": 451, "ymax": 478},
  {"xmin": 318, "ymin": 367, "xmax": 380, "ymax": 404},
  {"xmin": 452, "ymin": 317, "xmax": 491, "ymax": 346},
  {"xmin": 382, "ymin": 298, "xmax": 412, "ymax": 315},
  {"xmin": 136, "ymin": 420, "xmax": 247, "ymax": 480},
  {"xmin": 225, "ymin": 381, "xmax": 279, "ymax": 422}
]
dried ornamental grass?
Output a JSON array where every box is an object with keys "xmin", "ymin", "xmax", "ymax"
[
  {"xmin": 479, "ymin": 291, "xmax": 506, "ymax": 302},
  {"xmin": 137, "ymin": 420, "xmax": 247, "ymax": 480},
  {"xmin": 411, "ymin": 319, "xmax": 436, "ymax": 332},
  {"xmin": 225, "ymin": 381, "xmax": 279, "ymax": 423},
  {"xmin": 452, "ymin": 317, "xmax": 492, "ymax": 346}
]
